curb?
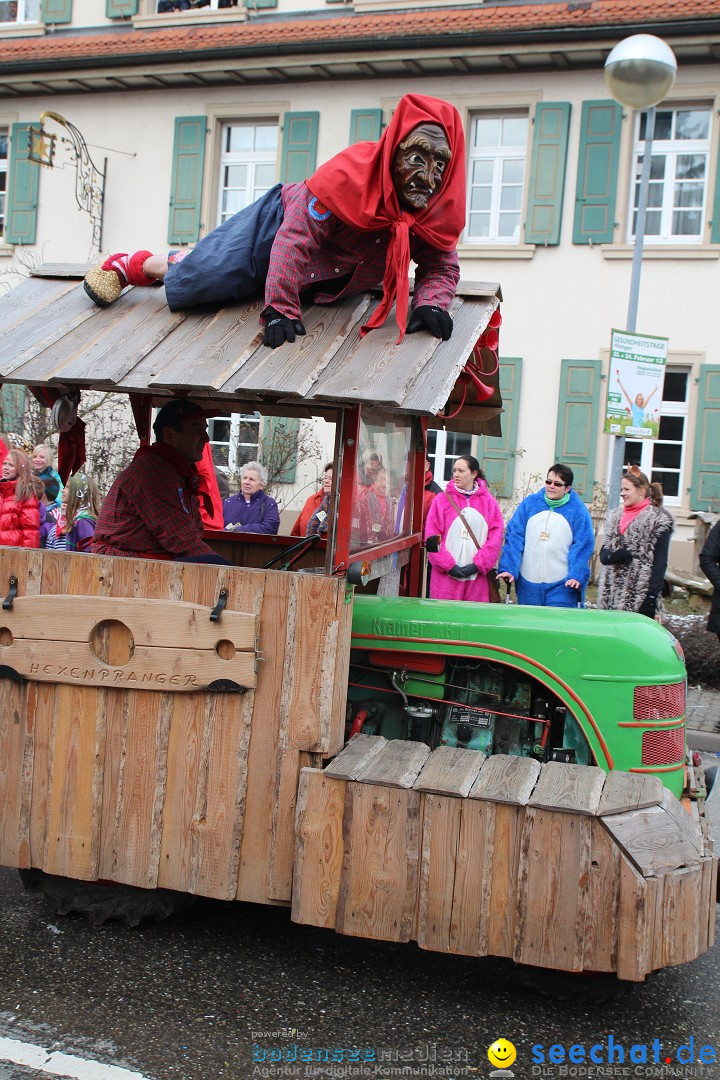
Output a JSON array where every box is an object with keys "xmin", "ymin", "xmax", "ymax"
[{"xmin": 687, "ymin": 729, "xmax": 720, "ymax": 754}]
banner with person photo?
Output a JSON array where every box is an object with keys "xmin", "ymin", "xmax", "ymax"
[{"xmin": 604, "ymin": 329, "xmax": 668, "ymax": 440}]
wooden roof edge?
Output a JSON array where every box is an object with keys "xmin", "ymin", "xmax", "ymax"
[{"xmin": 30, "ymin": 263, "xmax": 502, "ymax": 302}]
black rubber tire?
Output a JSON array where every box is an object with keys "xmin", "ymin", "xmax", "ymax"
[
  {"xmin": 19, "ymin": 869, "xmax": 197, "ymax": 928},
  {"xmin": 517, "ymin": 964, "xmax": 639, "ymax": 1004}
]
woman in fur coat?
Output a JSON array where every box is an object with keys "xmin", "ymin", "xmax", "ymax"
[
  {"xmin": 424, "ymin": 455, "xmax": 504, "ymax": 602},
  {"xmin": 597, "ymin": 466, "xmax": 673, "ymax": 618}
]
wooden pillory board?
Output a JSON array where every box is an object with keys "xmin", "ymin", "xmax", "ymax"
[
  {"xmin": 292, "ymin": 737, "xmax": 717, "ymax": 980},
  {"xmin": 0, "ymin": 549, "xmax": 351, "ymax": 905}
]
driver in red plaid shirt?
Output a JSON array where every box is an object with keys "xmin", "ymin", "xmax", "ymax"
[{"xmin": 91, "ymin": 400, "xmax": 224, "ymax": 563}]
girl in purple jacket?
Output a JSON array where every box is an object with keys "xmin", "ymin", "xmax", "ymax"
[
  {"xmin": 46, "ymin": 473, "xmax": 101, "ymax": 552},
  {"xmin": 424, "ymin": 455, "xmax": 504, "ymax": 602}
]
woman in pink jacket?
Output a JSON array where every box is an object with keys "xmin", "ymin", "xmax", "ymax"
[
  {"xmin": 424, "ymin": 455, "xmax": 504, "ymax": 602},
  {"xmin": 0, "ymin": 449, "xmax": 42, "ymax": 548}
]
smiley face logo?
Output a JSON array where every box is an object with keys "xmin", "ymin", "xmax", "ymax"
[{"xmin": 488, "ymin": 1039, "xmax": 517, "ymax": 1069}]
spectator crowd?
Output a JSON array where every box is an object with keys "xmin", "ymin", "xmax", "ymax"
[{"xmin": 0, "ymin": 404, "xmax": 693, "ymax": 624}]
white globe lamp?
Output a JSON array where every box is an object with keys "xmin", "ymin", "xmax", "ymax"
[{"xmin": 604, "ymin": 34, "xmax": 677, "ymax": 108}]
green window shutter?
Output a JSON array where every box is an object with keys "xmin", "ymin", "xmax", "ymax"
[
  {"xmin": 167, "ymin": 116, "xmax": 206, "ymax": 245},
  {"xmin": 524, "ymin": 102, "xmax": 571, "ymax": 246},
  {"xmin": 42, "ymin": 0, "xmax": 71, "ymax": 22},
  {"xmin": 0, "ymin": 385, "xmax": 26, "ymax": 432},
  {"xmin": 106, "ymin": 0, "xmax": 138, "ymax": 17},
  {"xmin": 572, "ymin": 101, "xmax": 622, "ymax": 245},
  {"xmin": 711, "ymin": 140, "xmax": 720, "ymax": 244},
  {"xmin": 476, "ymin": 358, "xmax": 522, "ymax": 498},
  {"xmin": 349, "ymin": 109, "xmax": 382, "ymax": 144},
  {"xmin": 280, "ymin": 113, "xmax": 319, "ymax": 184},
  {"xmin": 5, "ymin": 123, "xmax": 39, "ymax": 245},
  {"xmin": 247, "ymin": 0, "xmax": 277, "ymax": 6},
  {"xmin": 262, "ymin": 417, "xmax": 301, "ymax": 484},
  {"xmin": 554, "ymin": 358, "xmax": 602, "ymax": 502},
  {"xmin": 690, "ymin": 365, "xmax": 720, "ymax": 510}
]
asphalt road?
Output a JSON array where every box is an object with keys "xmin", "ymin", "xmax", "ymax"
[{"xmin": 0, "ymin": 868, "xmax": 718, "ymax": 1080}]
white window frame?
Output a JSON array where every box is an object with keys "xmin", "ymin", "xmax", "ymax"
[
  {"xmin": 0, "ymin": 0, "xmax": 40, "ymax": 21},
  {"xmin": 208, "ymin": 412, "xmax": 261, "ymax": 475},
  {"xmin": 216, "ymin": 120, "xmax": 279, "ymax": 228},
  {"xmin": 427, "ymin": 429, "xmax": 473, "ymax": 486},
  {"xmin": 626, "ymin": 106, "xmax": 712, "ymax": 246},
  {"xmin": 616, "ymin": 366, "xmax": 690, "ymax": 509},
  {"xmin": 464, "ymin": 111, "xmax": 529, "ymax": 245}
]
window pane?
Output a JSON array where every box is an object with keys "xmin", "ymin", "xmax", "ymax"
[
  {"xmin": 624, "ymin": 442, "xmax": 643, "ymax": 467},
  {"xmin": 676, "ymin": 109, "xmax": 710, "ymax": 140},
  {"xmin": 658, "ymin": 415, "xmax": 684, "ymax": 440},
  {"xmin": 468, "ymin": 213, "xmax": 490, "ymax": 238},
  {"xmin": 672, "ymin": 209, "xmax": 702, "ymax": 235},
  {"xmin": 227, "ymin": 126, "xmax": 253, "ymax": 152},
  {"xmin": 645, "ymin": 182, "xmax": 664, "ymax": 208},
  {"xmin": 639, "ymin": 209, "xmax": 662, "ymax": 234},
  {"xmin": 662, "ymin": 372, "xmax": 687, "ymax": 402},
  {"xmin": 498, "ymin": 214, "xmax": 521, "ymax": 238},
  {"xmin": 473, "ymin": 117, "xmax": 501, "ymax": 147},
  {"xmin": 647, "ymin": 155, "xmax": 666, "ymax": 180},
  {"xmin": 652, "ymin": 470, "xmax": 679, "ymax": 497},
  {"xmin": 652, "ymin": 443, "xmax": 682, "ymax": 469},
  {"xmin": 500, "ymin": 186, "xmax": 522, "ymax": 211},
  {"xmin": 470, "ymin": 186, "xmax": 492, "ymax": 211},
  {"xmin": 223, "ymin": 164, "xmax": 247, "ymax": 188},
  {"xmin": 502, "ymin": 117, "xmax": 527, "ymax": 146},
  {"xmin": 0, "ymin": 134, "xmax": 7, "ymax": 156},
  {"xmin": 641, "ymin": 111, "xmax": 672, "ymax": 140},
  {"xmin": 222, "ymin": 190, "xmax": 240, "ymax": 216},
  {"xmin": 472, "ymin": 159, "xmax": 493, "ymax": 184},
  {"xmin": 676, "ymin": 154, "xmax": 705, "ymax": 181},
  {"xmin": 675, "ymin": 181, "xmax": 704, "ymax": 207},
  {"xmin": 254, "ymin": 126, "xmax": 278, "ymax": 151},
  {"xmin": 255, "ymin": 163, "xmax": 276, "ymax": 189},
  {"xmin": 502, "ymin": 158, "xmax": 524, "ymax": 183}
]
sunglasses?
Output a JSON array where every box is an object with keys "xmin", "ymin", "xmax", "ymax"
[{"xmin": 545, "ymin": 479, "xmax": 566, "ymax": 487}]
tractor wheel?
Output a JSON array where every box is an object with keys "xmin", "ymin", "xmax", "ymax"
[
  {"xmin": 19, "ymin": 869, "xmax": 197, "ymax": 928},
  {"xmin": 517, "ymin": 964, "xmax": 638, "ymax": 1004}
]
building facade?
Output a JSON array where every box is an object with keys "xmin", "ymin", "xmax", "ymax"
[{"xmin": 1, "ymin": 0, "xmax": 719, "ymax": 564}]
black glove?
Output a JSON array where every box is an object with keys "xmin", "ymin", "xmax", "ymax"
[
  {"xmin": 407, "ymin": 305, "xmax": 453, "ymax": 341},
  {"xmin": 262, "ymin": 306, "xmax": 306, "ymax": 349},
  {"xmin": 599, "ymin": 546, "xmax": 633, "ymax": 566},
  {"xmin": 639, "ymin": 594, "xmax": 659, "ymax": 618},
  {"xmin": 448, "ymin": 563, "xmax": 477, "ymax": 580}
]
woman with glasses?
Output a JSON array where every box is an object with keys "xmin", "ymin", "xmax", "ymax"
[
  {"xmin": 597, "ymin": 467, "xmax": 673, "ymax": 618},
  {"xmin": 497, "ymin": 463, "xmax": 595, "ymax": 607}
]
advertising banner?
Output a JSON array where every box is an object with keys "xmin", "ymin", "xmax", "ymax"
[{"xmin": 604, "ymin": 329, "xmax": 668, "ymax": 439}]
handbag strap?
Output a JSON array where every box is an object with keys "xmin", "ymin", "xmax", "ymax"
[{"xmin": 444, "ymin": 490, "xmax": 482, "ymax": 550}]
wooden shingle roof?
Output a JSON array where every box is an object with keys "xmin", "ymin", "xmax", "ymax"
[{"xmin": 0, "ymin": 266, "xmax": 503, "ymax": 433}]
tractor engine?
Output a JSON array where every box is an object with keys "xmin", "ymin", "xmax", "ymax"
[{"xmin": 346, "ymin": 649, "xmax": 591, "ymax": 765}]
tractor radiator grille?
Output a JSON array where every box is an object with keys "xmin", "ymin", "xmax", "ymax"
[
  {"xmin": 641, "ymin": 727, "xmax": 685, "ymax": 766},
  {"xmin": 633, "ymin": 682, "xmax": 686, "ymax": 721}
]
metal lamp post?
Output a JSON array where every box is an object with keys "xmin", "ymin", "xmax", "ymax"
[{"xmin": 603, "ymin": 34, "xmax": 677, "ymax": 508}]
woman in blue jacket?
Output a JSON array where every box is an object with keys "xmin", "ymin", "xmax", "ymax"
[
  {"xmin": 497, "ymin": 463, "xmax": 595, "ymax": 607},
  {"xmin": 223, "ymin": 462, "xmax": 280, "ymax": 535}
]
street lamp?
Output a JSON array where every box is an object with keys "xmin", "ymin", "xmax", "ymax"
[{"xmin": 603, "ymin": 34, "xmax": 677, "ymax": 508}]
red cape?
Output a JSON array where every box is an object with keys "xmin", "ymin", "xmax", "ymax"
[{"xmin": 306, "ymin": 93, "xmax": 466, "ymax": 341}]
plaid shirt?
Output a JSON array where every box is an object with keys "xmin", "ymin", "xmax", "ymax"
[
  {"xmin": 91, "ymin": 445, "xmax": 214, "ymax": 560},
  {"xmin": 264, "ymin": 183, "xmax": 460, "ymax": 321}
]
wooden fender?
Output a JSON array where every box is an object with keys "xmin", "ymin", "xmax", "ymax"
[{"xmin": 291, "ymin": 737, "xmax": 718, "ymax": 981}]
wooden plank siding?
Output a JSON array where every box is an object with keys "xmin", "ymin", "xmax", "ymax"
[
  {"xmin": 291, "ymin": 736, "xmax": 717, "ymax": 979},
  {"xmin": 0, "ymin": 550, "xmax": 351, "ymax": 906}
]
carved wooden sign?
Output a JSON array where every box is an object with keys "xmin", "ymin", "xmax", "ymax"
[{"xmin": 0, "ymin": 595, "xmax": 257, "ymax": 692}]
